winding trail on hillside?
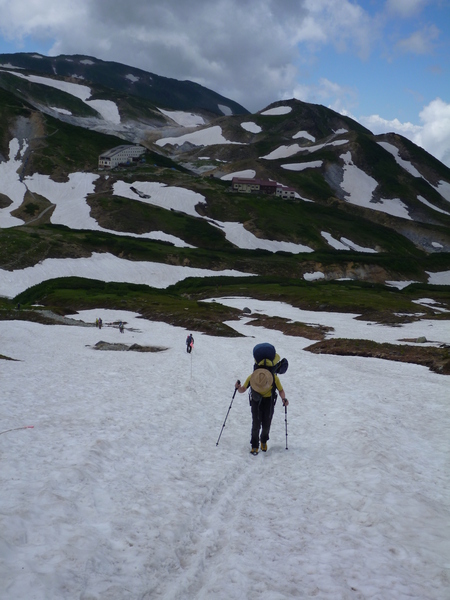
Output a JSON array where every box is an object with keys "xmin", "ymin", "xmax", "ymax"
[{"xmin": 24, "ymin": 203, "xmax": 54, "ymax": 224}]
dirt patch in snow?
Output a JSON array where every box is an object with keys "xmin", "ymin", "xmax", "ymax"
[
  {"xmin": 246, "ymin": 315, "xmax": 333, "ymax": 340},
  {"xmin": 305, "ymin": 338, "xmax": 450, "ymax": 375},
  {"xmin": 0, "ymin": 192, "xmax": 12, "ymax": 209},
  {"xmin": 0, "ymin": 353, "xmax": 17, "ymax": 361},
  {"xmin": 93, "ymin": 341, "xmax": 168, "ymax": 352}
]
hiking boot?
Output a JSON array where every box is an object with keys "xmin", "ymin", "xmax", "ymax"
[
  {"xmin": 250, "ymin": 448, "xmax": 259, "ymax": 455},
  {"xmin": 260, "ymin": 442, "xmax": 267, "ymax": 452}
]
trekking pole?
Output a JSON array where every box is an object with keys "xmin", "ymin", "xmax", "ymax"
[
  {"xmin": 0, "ymin": 425, "xmax": 34, "ymax": 436},
  {"xmin": 216, "ymin": 382, "xmax": 239, "ymax": 446},
  {"xmin": 284, "ymin": 404, "xmax": 288, "ymax": 450}
]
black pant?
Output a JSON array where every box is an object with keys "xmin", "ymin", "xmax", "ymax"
[{"xmin": 250, "ymin": 396, "xmax": 275, "ymax": 448}]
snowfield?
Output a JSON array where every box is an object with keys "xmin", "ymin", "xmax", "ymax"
[
  {"xmin": 427, "ymin": 270, "xmax": 450, "ymax": 285},
  {"xmin": 340, "ymin": 152, "xmax": 412, "ymax": 220},
  {"xmin": 213, "ymin": 222, "xmax": 314, "ymax": 254},
  {"xmin": 157, "ymin": 108, "xmax": 205, "ymax": 127},
  {"xmin": 240, "ymin": 122, "xmax": 262, "ymax": 134},
  {"xmin": 321, "ymin": 232, "xmax": 378, "ymax": 253},
  {"xmin": 417, "ymin": 195, "xmax": 450, "ymax": 216},
  {"xmin": 261, "ymin": 106, "xmax": 292, "ymax": 116},
  {"xmin": 156, "ymin": 126, "xmax": 242, "ymax": 148},
  {"xmin": 0, "ymin": 253, "xmax": 254, "ymax": 298},
  {"xmin": 220, "ymin": 169, "xmax": 256, "ymax": 180},
  {"xmin": 1, "ymin": 299, "xmax": 449, "ymax": 600},
  {"xmin": 378, "ymin": 141, "xmax": 423, "ymax": 178},
  {"xmin": 112, "ymin": 180, "xmax": 206, "ymax": 218},
  {"xmin": 293, "ymin": 130, "xmax": 315, "ymax": 142},
  {"xmin": 5, "ymin": 71, "xmax": 121, "ymax": 124},
  {"xmin": 281, "ymin": 160, "xmax": 323, "ymax": 171},
  {"xmin": 261, "ymin": 139, "xmax": 348, "ymax": 161}
]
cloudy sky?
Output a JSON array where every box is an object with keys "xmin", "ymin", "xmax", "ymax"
[{"xmin": 0, "ymin": 0, "xmax": 449, "ymax": 165}]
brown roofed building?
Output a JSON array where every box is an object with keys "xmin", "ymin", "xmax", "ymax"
[{"xmin": 231, "ymin": 177, "xmax": 295, "ymax": 198}]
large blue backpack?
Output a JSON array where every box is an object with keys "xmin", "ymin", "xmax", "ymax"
[
  {"xmin": 253, "ymin": 343, "xmax": 288, "ymax": 375},
  {"xmin": 249, "ymin": 343, "xmax": 289, "ymax": 403}
]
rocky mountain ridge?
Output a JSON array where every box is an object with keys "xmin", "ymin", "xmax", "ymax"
[{"xmin": 0, "ymin": 52, "xmax": 248, "ymax": 141}]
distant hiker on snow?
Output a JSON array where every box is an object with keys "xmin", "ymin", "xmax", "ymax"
[
  {"xmin": 235, "ymin": 343, "xmax": 288, "ymax": 455},
  {"xmin": 186, "ymin": 334, "xmax": 194, "ymax": 353}
]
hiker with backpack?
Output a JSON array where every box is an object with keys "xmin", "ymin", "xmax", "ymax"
[
  {"xmin": 186, "ymin": 333, "xmax": 194, "ymax": 353},
  {"xmin": 235, "ymin": 343, "xmax": 289, "ymax": 455}
]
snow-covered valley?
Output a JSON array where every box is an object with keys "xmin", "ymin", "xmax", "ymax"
[{"xmin": 1, "ymin": 300, "xmax": 449, "ymax": 600}]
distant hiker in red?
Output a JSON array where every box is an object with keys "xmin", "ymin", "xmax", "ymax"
[
  {"xmin": 186, "ymin": 334, "xmax": 194, "ymax": 353},
  {"xmin": 235, "ymin": 343, "xmax": 289, "ymax": 455}
]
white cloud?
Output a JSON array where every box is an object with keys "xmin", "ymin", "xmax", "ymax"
[
  {"xmin": 288, "ymin": 77, "xmax": 358, "ymax": 114},
  {"xmin": 301, "ymin": 0, "xmax": 375, "ymax": 59},
  {"xmin": 395, "ymin": 24, "xmax": 440, "ymax": 55},
  {"xmin": 0, "ymin": 0, "xmax": 379, "ymax": 112},
  {"xmin": 359, "ymin": 98, "xmax": 450, "ymax": 167},
  {"xmin": 0, "ymin": 1, "xmax": 85, "ymax": 41},
  {"xmin": 385, "ymin": 0, "xmax": 430, "ymax": 18},
  {"xmin": 359, "ymin": 114, "xmax": 422, "ymax": 136},
  {"xmin": 414, "ymin": 98, "xmax": 450, "ymax": 167}
]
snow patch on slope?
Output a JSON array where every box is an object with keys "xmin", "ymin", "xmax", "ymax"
[
  {"xmin": 50, "ymin": 106, "xmax": 72, "ymax": 116},
  {"xmin": 218, "ymin": 104, "xmax": 233, "ymax": 116},
  {"xmin": 322, "ymin": 232, "xmax": 378, "ymax": 253},
  {"xmin": 262, "ymin": 139, "xmax": 347, "ymax": 160},
  {"xmin": 113, "ymin": 180, "xmax": 206, "ymax": 217},
  {"xmin": 215, "ymin": 222, "xmax": 313, "ymax": 253},
  {"xmin": 435, "ymin": 180, "xmax": 450, "ymax": 202},
  {"xmin": 0, "ymin": 63, "xmax": 24, "ymax": 69},
  {"xmin": 241, "ymin": 122, "xmax": 262, "ymax": 134},
  {"xmin": 6, "ymin": 71, "xmax": 121, "ymax": 123},
  {"xmin": 304, "ymin": 271, "xmax": 325, "ymax": 281},
  {"xmin": 417, "ymin": 195, "xmax": 450, "ymax": 216},
  {"xmin": 281, "ymin": 161, "xmax": 322, "ymax": 171},
  {"xmin": 427, "ymin": 270, "xmax": 450, "ymax": 285},
  {"xmin": 221, "ymin": 170, "xmax": 256, "ymax": 180},
  {"xmin": 378, "ymin": 141, "xmax": 450, "ymax": 206},
  {"xmin": 261, "ymin": 106, "xmax": 292, "ymax": 116},
  {"xmin": 293, "ymin": 130, "xmax": 315, "ymax": 142},
  {"xmin": 0, "ymin": 139, "xmax": 28, "ymax": 227},
  {"xmin": 158, "ymin": 108, "xmax": 205, "ymax": 127},
  {"xmin": 378, "ymin": 141, "xmax": 422, "ymax": 178},
  {"xmin": 156, "ymin": 126, "xmax": 242, "ymax": 147},
  {"xmin": 23, "ymin": 173, "xmax": 194, "ymax": 247},
  {"xmin": 0, "ymin": 253, "xmax": 254, "ymax": 298},
  {"xmin": 340, "ymin": 152, "xmax": 412, "ymax": 220}
]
